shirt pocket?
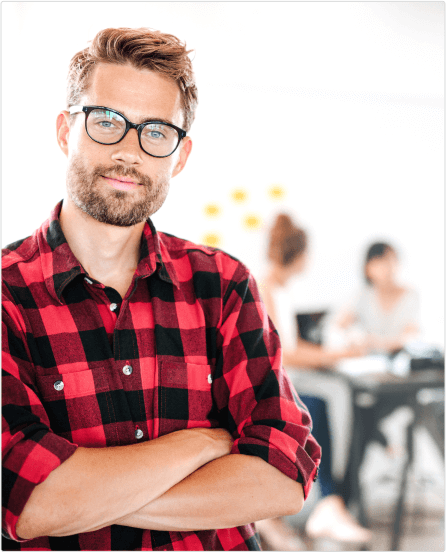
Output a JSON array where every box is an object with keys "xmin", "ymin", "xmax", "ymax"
[
  {"xmin": 158, "ymin": 360, "xmax": 216, "ymax": 436},
  {"xmin": 35, "ymin": 367, "xmax": 112, "ymax": 444}
]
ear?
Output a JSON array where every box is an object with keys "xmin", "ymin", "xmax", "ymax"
[
  {"xmin": 56, "ymin": 111, "xmax": 71, "ymax": 156},
  {"xmin": 172, "ymin": 137, "xmax": 192, "ymax": 178}
]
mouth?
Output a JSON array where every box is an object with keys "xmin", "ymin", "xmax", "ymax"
[{"xmin": 101, "ymin": 176, "xmax": 141, "ymax": 191}]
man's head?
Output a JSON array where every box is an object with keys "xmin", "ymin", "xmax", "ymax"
[
  {"xmin": 67, "ymin": 27, "xmax": 198, "ymax": 133},
  {"xmin": 57, "ymin": 27, "xmax": 196, "ymax": 227}
]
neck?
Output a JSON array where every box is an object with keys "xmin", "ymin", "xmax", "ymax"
[
  {"xmin": 266, "ymin": 264, "xmax": 289, "ymax": 287},
  {"xmin": 59, "ymin": 196, "xmax": 145, "ymax": 284}
]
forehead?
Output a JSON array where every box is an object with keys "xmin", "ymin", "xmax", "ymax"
[
  {"xmin": 370, "ymin": 250, "xmax": 397, "ymax": 263},
  {"xmin": 83, "ymin": 62, "xmax": 184, "ymax": 126}
]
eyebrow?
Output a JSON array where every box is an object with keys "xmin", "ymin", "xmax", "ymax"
[
  {"xmin": 139, "ymin": 117, "xmax": 174, "ymax": 126},
  {"xmin": 119, "ymin": 109, "xmax": 175, "ymax": 126}
]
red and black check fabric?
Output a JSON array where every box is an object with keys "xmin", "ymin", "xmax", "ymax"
[{"xmin": 2, "ymin": 201, "xmax": 321, "ymax": 551}]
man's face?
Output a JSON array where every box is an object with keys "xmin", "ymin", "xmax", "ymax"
[{"xmin": 58, "ymin": 63, "xmax": 191, "ymax": 227}]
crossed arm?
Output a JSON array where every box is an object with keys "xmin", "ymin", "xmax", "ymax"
[
  {"xmin": 16, "ymin": 427, "xmax": 304, "ymax": 539},
  {"xmin": 8, "ymin": 267, "xmax": 308, "ymax": 541}
]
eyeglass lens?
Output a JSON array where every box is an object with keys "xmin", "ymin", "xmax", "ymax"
[{"xmin": 86, "ymin": 108, "xmax": 180, "ymax": 157}]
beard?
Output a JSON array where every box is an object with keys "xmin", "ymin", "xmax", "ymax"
[{"xmin": 65, "ymin": 153, "xmax": 170, "ymax": 227}]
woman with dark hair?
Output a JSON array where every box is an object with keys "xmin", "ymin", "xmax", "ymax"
[
  {"xmin": 337, "ymin": 242, "xmax": 419, "ymax": 353},
  {"xmin": 256, "ymin": 214, "xmax": 372, "ymax": 549}
]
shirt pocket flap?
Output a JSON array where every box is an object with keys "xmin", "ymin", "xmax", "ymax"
[
  {"xmin": 36, "ymin": 367, "xmax": 109, "ymax": 400},
  {"xmin": 159, "ymin": 360, "xmax": 213, "ymax": 390}
]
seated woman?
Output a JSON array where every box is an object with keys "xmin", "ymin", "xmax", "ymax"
[
  {"xmin": 336, "ymin": 242, "xmax": 419, "ymax": 354},
  {"xmin": 333, "ymin": 242, "xmax": 421, "ymax": 459},
  {"xmin": 256, "ymin": 214, "xmax": 372, "ymax": 549}
]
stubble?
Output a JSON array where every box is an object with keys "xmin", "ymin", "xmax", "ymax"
[{"xmin": 66, "ymin": 153, "xmax": 170, "ymax": 227}]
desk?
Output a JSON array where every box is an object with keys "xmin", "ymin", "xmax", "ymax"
[{"xmin": 339, "ymin": 368, "xmax": 444, "ymax": 551}]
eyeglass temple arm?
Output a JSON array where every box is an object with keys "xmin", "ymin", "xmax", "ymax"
[{"xmin": 69, "ymin": 106, "xmax": 84, "ymax": 115}]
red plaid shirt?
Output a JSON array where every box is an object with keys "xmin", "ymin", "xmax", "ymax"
[{"xmin": 2, "ymin": 201, "xmax": 321, "ymax": 551}]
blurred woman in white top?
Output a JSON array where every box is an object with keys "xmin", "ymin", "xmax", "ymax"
[{"xmin": 337, "ymin": 242, "xmax": 419, "ymax": 353}]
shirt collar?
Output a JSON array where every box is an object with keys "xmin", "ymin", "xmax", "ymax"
[
  {"xmin": 144, "ymin": 218, "xmax": 180, "ymax": 289},
  {"xmin": 39, "ymin": 200, "xmax": 179, "ymax": 303}
]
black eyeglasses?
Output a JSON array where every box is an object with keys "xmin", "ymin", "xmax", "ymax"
[{"xmin": 69, "ymin": 105, "xmax": 187, "ymax": 158}]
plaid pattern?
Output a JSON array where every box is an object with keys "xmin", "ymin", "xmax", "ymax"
[{"xmin": 2, "ymin": 201, "xmax": 321, "ymax": 551}]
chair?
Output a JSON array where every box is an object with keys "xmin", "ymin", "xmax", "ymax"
[{"xmin": 296, "ymin": 311, "xmax": 328, "ymax": 345}]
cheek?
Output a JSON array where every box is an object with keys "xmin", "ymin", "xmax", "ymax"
[
  {"xmin": 151, "ymin": 158, "xmax": 177, "ymax": 181},
  {"xmin": 386, "ymin": 262, "xmax": 397, "ymax": 277},
  {"xmin": 366, "ymin": 263, "xmax": 380, "ymax": 280},
  {"xmin": 67, "ymin": 120, "xmax": 85, "ymax": 149},
  {"xmin": 371, "ymin": 262, "xmax": 389, "ymax": 280},
  {"xmin": 388, "ymin": 257, "xmax": 398, "ymax": 272},
  {"xmin": 167, "ymin": 149, "xmax": 183, "ymax": 174},
  {"xmin": 67, "ymin": 126, "xmax": 106, "ymax": 164}
]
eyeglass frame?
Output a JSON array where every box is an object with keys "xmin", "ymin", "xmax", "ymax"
[{"xmin": 68, "ymin": 105, "xmax": 187, "ymax": 158}]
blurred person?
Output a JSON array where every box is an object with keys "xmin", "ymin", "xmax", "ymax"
[
  {"xmin": 1, "ymin": 28, "xmax": 322, "ymax": 551},
  {"xmin": 334, "ymin": 242, "xmax": 421, "ymax": 458},
  {"xmin": 336, "ymin": 242, "xmax": 420, "ymax": 353},
  {"xmin": 256, "ymin": 214, "xmax": 372, "ymax": 548}
]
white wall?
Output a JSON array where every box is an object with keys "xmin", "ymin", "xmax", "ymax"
[{"xmin": 2, "ymin": 2, "xmax": 444, "ymax": 346}]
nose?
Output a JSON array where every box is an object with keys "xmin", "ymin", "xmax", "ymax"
[{"xmin": 110, "ymin": 128, "xmax": 144, "ymax": 165}]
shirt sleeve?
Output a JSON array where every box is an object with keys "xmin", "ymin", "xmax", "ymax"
[
  {"xmin": 2, "ymin": 290, "xmax": 78, "ymax": 542},
  {"xmin": 214, "ymin": 263, "xmax": 321, "ymax": 499}
]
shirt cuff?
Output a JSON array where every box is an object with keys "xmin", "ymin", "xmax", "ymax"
[
  {"xmin": 3, "ymin": 431, "xmax": 78, "ymax": 542},
  {"xmin": 231, "ymin": 435, "xmax": 320, "ymax": 500}
]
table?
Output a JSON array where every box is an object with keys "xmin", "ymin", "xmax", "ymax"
[{"xmin": 339, "ymin": 367, "xmax": 444, "ymax": 551}]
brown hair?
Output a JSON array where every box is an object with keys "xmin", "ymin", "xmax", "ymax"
[
  {"xmin": 67, "ymin": 27, "xmax": 198, "ymax": 132},
  {"xmin": 268, "ymin": 214, "xmax": 307, "ymax": 266}
]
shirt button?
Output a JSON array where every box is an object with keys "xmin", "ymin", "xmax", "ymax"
[
  {"xmin": 54, "ymin": 380, "xmax": 64, "ymax": 391},
  {"xmin": 135, "ymin": 428, "xmax": 144, "ymax": 439},
  {"xmin": 123, "ymin": 365, "xmax": 133, "ymax": 376},
  {"xmin": 110, "ymin": 303, "xmax": 118, "ymax": 312},
  {"xmin": 84, "ymin": 277, "xmax": 93, "ymax": 284},
  {"xmin": 207, "ymin": 374, "xmax": 213, "ymax": 384}
]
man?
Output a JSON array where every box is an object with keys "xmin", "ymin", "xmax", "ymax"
[{"xmin": 2, "ymin": 27, "xmax": 320, "ymax": 551}]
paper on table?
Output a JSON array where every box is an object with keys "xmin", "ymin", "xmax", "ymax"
[{"xmin": 336, "ymin": 355, "xmax": 390, "ymax": 377}]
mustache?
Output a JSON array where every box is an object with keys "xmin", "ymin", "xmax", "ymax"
[{"xmin": 92, "ymin": 164, "xmax": 153, "ymax": 187}]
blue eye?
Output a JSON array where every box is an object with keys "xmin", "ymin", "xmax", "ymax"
[
  {"xmin": 143, "ymin": 124, "xmax": 167, "ymax": 141},
  {"xmin": 149, "ymin": 130, "xmax": 163, "ymax": 138}
]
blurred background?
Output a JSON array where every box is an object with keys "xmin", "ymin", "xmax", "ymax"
[{"xmin": 2, "ymin": 2, "xmax": 444, "ymax": 550}]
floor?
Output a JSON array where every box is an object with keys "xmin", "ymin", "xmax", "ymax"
[{"xmin": 260, "ymin": 426, "xmax": 444, "ymax": 551}]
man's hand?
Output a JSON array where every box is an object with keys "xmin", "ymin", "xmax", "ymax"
[{"xmin": 189, "ymin": 427, "xmax": 234, "ymax": 461}]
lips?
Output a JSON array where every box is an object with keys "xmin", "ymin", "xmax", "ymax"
[{"xmin": 102, "ymin": 176, "xmax": 140, "ymax": 191}]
